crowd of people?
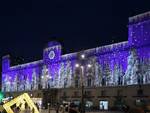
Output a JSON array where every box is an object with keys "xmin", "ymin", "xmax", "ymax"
[{"xmin": 54, "ymin": 103, "xmax": 79, "ymax": 113}]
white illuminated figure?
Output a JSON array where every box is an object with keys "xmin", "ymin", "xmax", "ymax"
[
  {"xmin": 109, "ymin": 64, "xmax": 114, "ymax": 86},
  {"xmin": 26, "ymin": 75, "xmax": 31, "ymax": 91},
  {"xmin": 52, "ymin": 65, "xmax": 61, "ymax": 88},
  {"xmin": 47, "ymin": 72, "xmax": 52, "ymax": 88},
  {"xmin": 18, "ymin": 76, "xmax": 23, "ymax": 91},
  {"xmin": 5, "ymin": 75, "xmax": 11, "ymax": 92},
  {"xmin": 41, "ymin": 65, "xmax": 49, "ymax": 89},
  {"xmin": 13, "ymin": 75, "xmax": 18, "ymax": 91},
  {"xmin": 58, "ymin": 62, "xmax": 65, "ymax": 88},
  {"xmin": 94, "ymin": 62, "xmax": 100, "ymax": 86},
  {"xmin": 65, "ymin": 61, "xmax": 72, "ymax": 87},
  {"xmin": 125, "ymin": 50, "xmax": 134, "ymax": 85},
  {"xmin": 2, "ymin": 75, "xmax": 5, "ymax": 92},
  {"xmin": 132, "ymin": 58, "xmax": 141, "ymax": 84},
  {"xmin": 113, "ymin": 64, "xmax": 123, "ymax": 85},
  {"xmin": 114, "ymin": 66, "xmax": 119, "ymax": 85},
  {"xmin": 104, "ymin": 63, "xmax": 111, "ymax": 86},
  {"xmin": 125, "ymin": 49, "xmax": 140, "ymax": 85},
  {"xmin": 32, "ymin": 69, "xmax": 37, "ymax": 90},
  {"xmin": 63, "ymin": 62, "xmax": 68, "ymax": 87},
  {"xmin": 98, "ymin": 64, "xmax": 103, "ymax": 86},
  {"xmin": 53, "ymin": 73, "xmax": 58, "ymax": 88},
  {"xmin": 146, "ymin": 60, "xmax": 150, "ymax": 83},
  {"xmin": 142, "ymin": 59, "xmax": 150, "ymax": 84},
  {"xmin": 93, "ymin": 60, "xmax": 103, "ymax": 86},
  {"xmin": 2, "ymin": 74, "xmax": 7, "ymax": 92}
]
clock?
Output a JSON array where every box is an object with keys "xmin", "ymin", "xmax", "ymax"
[{"xmin": 48, "ymin": 51, "xmax": 55, "ymax": 59}]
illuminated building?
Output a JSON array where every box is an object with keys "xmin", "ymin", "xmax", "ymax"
[{"xmin": 2, "ymin": 11, "xmax": 150, "ymax": 110}]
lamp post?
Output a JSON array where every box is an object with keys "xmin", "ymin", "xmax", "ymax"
[
  {"xmin": 48, "ymin": 103, "xmax": 50, "ymax": 113},
  {"xmin": 75, "ymin": 54, "xmax": 91, "ymax": 113},
  {"xmin": 81, "ymin": 66, "xmax": 84, "ymax": 113}
]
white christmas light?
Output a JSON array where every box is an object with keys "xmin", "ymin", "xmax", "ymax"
[
  {"xmin": 75, "ymin": 64, "xmax": 80, "ymax": 68},
  {"xmin": 87, "ymin": 64, "xmax": 92, "ymax": 68},
  {"xmin": 81, "ymin": 54, "xmax": 85, "ymax": 59}
]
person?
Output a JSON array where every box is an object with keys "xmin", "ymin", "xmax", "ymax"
[
  {"xmin": 31, "ymin": 108, "xmax": 34, "ymax": 113},
  {"xmin": 59, "ymin": 105, "xmax": 63, "ymax": 113},
  {"xmin": 25, "ymin": 102, "xmax": 28, "ymax": 109},
  {"xmin": 69, "ymin": 107, "xmax": 77, "ymax": 113},
  {"xmin": 35, "ymin": 103, "xmax": 39, "ymax": 111},
  {"xmin": 62, "ymin": 106, "xmax": 64, "ymax": 113},
  {"xmin": 15, "ymin": 107, "xmax": 20, "ymax": 113},
  {"xmin": 65, "ymin": 105, "xmax": 69, "ymax": 112},
  {"xmin": 55, "ymin": 103, "xmax": 59, "ymax": 113},
  {"xmin": 69, "ymin": 103, "xmax": 78, "ymax": 113}
]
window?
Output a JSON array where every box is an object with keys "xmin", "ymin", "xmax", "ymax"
[
  {"xmin": 37, "ymin": 93, "xmax": 40, "ymax": 97},
  {"xmin": 118, "ymin": 76, "xmax": 121, "ymax": 85},
  {"xmin": 138, "ymin": 76, "xmax": 143, "ymax": 84},
  {"xmin": 135, "ymin": 99, "xmax": 145, "ymax": 106},
  {"xmin": 85, "ymin": 91, "xmax": 91, "ymax": 96},
  {"xmin": 74, "ymin": 91, "xmax": 79, "ymax": 97},
  {"xmin": 85, "ymin": 101, "xmax": 93, "ymax": 108},
  {"xmin": 64, "ymin": 78, "xmax": 68, "ymax": 88},
  {"xmin": 101, "ymin": 90, "xmax": 106, "ymax": 96},
  {"xmin": 63, "ymin": 92, "xmax": 67, "ymax": 97},
  {"xmin": 75, "ymin": 79, "xmax": 79, "ymax": 88},
  {"xmin": 137, "ymin": 89, "xmax": 143, "ymax": 96},
  {"xmin": 117, "ymin": 90, "xmax": 123, "ymax": 96},
  {"xmin": 87, "ymin": 78, "xmax": 92, "ymax": 87},
  {"xmin": 73, "ymin": 100, "xmax": 80, "ymax": 106},
  {"xmin": 99, "ymin": 100, "xmax": 109, "ymax": 110},
  {"xmin": 102, "ymin": 77, "xmax": 106, "ymax": 86},
  {"xmin": 76, "ymin": 69, "xmax": 80, "ymax": 75}
]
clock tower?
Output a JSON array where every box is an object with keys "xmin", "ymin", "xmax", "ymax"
[{"xmin": 43, "ymin": 41, "xmax": 62, "ymax": 64}]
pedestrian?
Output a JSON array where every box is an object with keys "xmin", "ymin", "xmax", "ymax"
[
  {"xmin": 31, "ymin": 108, "xmax": 34, "ymax": 113},
  {"xmin": 62, "ymin": 106, "xmax": 65, "ymax": 113},
  {"xmin": 35, "ymin": 103, "xmax": 39, "ymax": 111},
  {"xmin": 15, "ymin": 107, "xmax": 20, "ymax": 113},
  {"xmin": 69, "ymin": 107, "xmax": 77, "ymax": 113},
  {"xmin": 55, "ymin": 103, "xmax": 59, "ymax": 113},
  {"xmin": 69, "ymin": 103, "xmax": 78, "ymax": 113}
]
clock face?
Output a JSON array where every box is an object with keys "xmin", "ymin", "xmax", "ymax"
[{"xmin": 48, "ymin": 51, "xmax": 55, "ymax": 59}]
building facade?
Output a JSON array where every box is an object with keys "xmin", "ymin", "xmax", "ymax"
[{"xmin": 1, "ymin": 11, "xmax": 150, "ymax": 109}]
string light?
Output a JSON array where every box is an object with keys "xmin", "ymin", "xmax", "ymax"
[{"xmin": 3, "ymin": 93, "xmax": 39, "ymax": 113}]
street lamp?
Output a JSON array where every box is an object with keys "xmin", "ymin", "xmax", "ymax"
[
  {"xmin": 87, "ymin": 64, "xmax": 92, "ymax": 68},
  {"xmin": 48, "ymin": 103, "xmax": 50, "ymax": 113},
  {"xmin": 75, "ymin": 54, "xmax": 91, "ymax": 113}
]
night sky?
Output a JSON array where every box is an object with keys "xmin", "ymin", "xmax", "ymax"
[{"xmin": 0, "ymin": 0, "xmax": 150, "ymax": 65}]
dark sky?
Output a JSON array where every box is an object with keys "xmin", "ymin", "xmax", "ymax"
[{"xmin": 0, "ymin": 0, "xmax": 150, "ymax": 64}]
